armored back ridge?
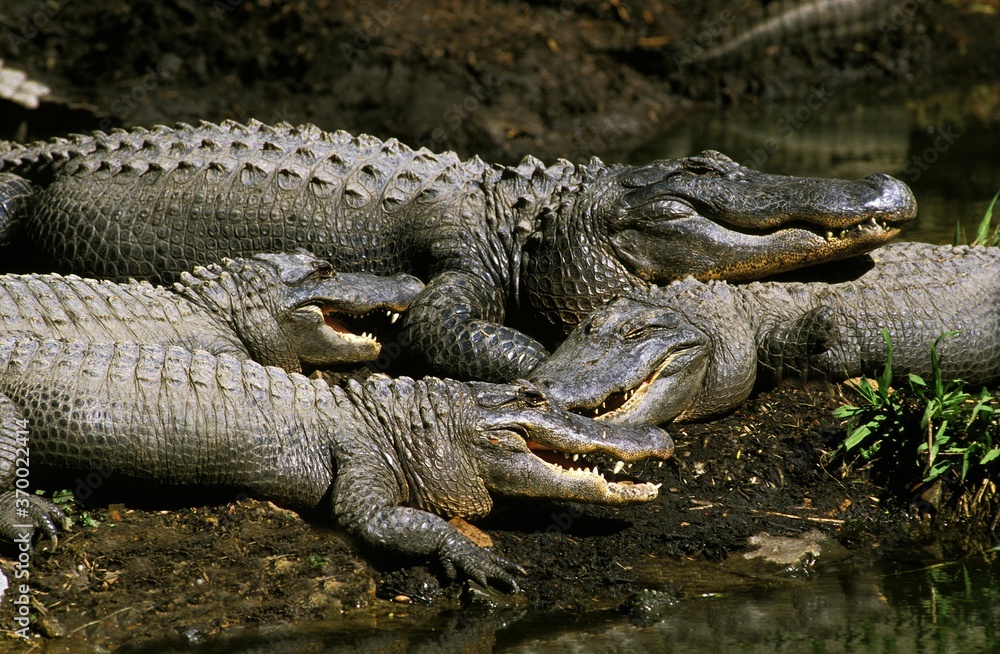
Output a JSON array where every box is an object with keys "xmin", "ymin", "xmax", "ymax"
[
  {"xmin": 0, "ymin": 122, "xmax": 916, "ymax": 381},
  {"xmin": 0, "ymin": 336, "xmax": 672, "ymax": 589},
  {"xmin": 0, "ymin": 251, "xmax": 424, "ymax": 372}
]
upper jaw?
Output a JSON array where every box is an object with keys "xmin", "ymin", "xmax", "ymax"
[
  {"xmin": 662, "ymin": 162, "xmax": 917, "ymax": 230},
  {"xmin": 480, "ymin": 427, "xmax": 670, "ymax": 506},
  {"xmin": 538, "ymin": 345, "xmax": 709, "ymax": 426},
  {"xmin": 487, "ymin": 406, "xmax": 676, "ymax": 463},
  {"xmin": 609, "ymin": 160, "xmax": 915, "ymax": 282}
]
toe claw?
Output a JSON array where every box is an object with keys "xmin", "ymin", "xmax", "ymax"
[
  {"xmin": 0, "ymin": 491, "xmax": 68, "ymax": 549},
  {"xmin": 441, "ymin": 536, "xmax": 527, "ymax": 593}
]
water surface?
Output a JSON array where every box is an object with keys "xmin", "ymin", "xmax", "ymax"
[{"xmin": 629, "ymin": 91, "xmax": 1000, "ymax": 245}]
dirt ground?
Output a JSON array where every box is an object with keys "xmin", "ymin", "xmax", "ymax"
[{"xmin": 1, "ymin": 0, "xmax": 1000, "ymax": 650}]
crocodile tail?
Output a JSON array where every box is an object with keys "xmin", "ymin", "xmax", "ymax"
[
  {"xmin": 0, "ymin": 376, "xmax": 67, "ymax": 545},
  {"xmin": 0, "ymin": 172, "xmax": 35, "ymax": 249}
]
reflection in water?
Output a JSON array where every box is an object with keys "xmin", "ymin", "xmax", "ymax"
[
  {"xmin": 630, "ymin": 99, "xmax": 1000, "ymax": 246},
  {"xmin": 135, "ymin": 554, "xmax": 1000, "ymax": 653},
  {"xmin": 498, "ymin": 556, "xmax": 1000, "ymax": 653}
]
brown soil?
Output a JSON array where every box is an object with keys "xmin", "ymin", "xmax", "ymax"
[{"xmin": 1, "ymin": 0, "xmax": 999, "ymax": 650}]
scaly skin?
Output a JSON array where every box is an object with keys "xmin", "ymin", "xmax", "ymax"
[
  {"xmin": 0, "ymin": 337, "xmax": 672, "ymax": 589},
  {"xmin": 0, "ymin": 173, "xmax": 31, "ymax": 249},
  {"xmin": 530, "ymin": 243, "xmax": 1000, "ymax": 424},
  {"xmin": 0, "ymin": 251, "xmax": 423, "ymax": 373},
  {"xmin": 0, "ymin": 121, "xmax": 916, "ymax": 381}
]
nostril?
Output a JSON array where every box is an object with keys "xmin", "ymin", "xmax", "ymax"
[{"xmin": 863, "ymin": 173, "xmax": 917, "ymax": 217}]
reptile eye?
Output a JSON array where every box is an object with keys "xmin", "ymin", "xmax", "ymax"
[
  {"xmin": 519, "ymin": 389, "xmax": 548, "ymax": 407},
  {"xmin": 312, "ymin": 261, "xmax": 336, "ymax": 279},
  {"xmin": 624, "ymin": 326, "xmax": 650, "ymax": 340}
]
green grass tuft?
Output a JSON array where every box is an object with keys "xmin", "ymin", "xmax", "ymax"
[
  {"xmin": 956, "ymin": 189, "xmax": 1000, "ymax": 246},
  {"xmin": 834, "ymin": 330, "xmax": 1000, "ymax": 514}
]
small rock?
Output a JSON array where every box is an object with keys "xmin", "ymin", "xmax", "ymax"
[
  {"xmin": 620, "ymin": 588, "xmax": 678, "ymax": 625},
  {"xmin": 463, "ymin": 580, "xmax": 526, "ymax": 611},
  {"xmin": 738, "ymin": 529, "xmax": 845, "ymax": 574}
]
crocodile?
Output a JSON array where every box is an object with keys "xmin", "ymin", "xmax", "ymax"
[
  {"xmin": 529, "ymin": 243, "xmax": 1000, "ymax": 425},
  {"xmin": 0, "ymin": 336, "xmax": 673, "ymax": 589},
  {"xmin": 0, "ymin": 251, "xmax": 423, "ymax": 373},
  {"xmin": 0, "ymin": 120, "xmax": 917, "ymax": 381},
  {"xmin": 685, "ymin": 0, "xmax": 896, "ymax": 66}
]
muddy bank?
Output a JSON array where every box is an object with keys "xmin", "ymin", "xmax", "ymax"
[
  {"xmin": 0, "ymin": 378, "xmax": 964, "ymax": 651},
  {"xmin": 1, "ymin": 0, "xmax": 999, "ymax": 650},
  {"xmin": 2, "ymin": 0, "xmax": 998, "ymax": 164}
]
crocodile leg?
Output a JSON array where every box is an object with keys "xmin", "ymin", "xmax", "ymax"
[
  {"xmin": 405, "ymin": 270, "xmax": 549, "ymax": 382},
  {"xmin": 0, "ymin": 392, "xmax": 66, "ymax": 546}
]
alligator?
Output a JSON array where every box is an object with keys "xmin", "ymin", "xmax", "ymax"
[
  {"xmin": 529, "ymin": 242, "xmax": 1000, "ymax": 425},
  {"xmin": 685, "ymin": 0, "xmax": 896, "ymax": 66},
  {"xmin": 0, "ymin": 336, "xmax": 673, "ymax": 589},
  {"xmin": 0, "ymin": 120, "xmax": 916, "ymax": 381},
  {"xmin": 0, "ymin": 251, "xmax": 423, "ymax": 373}
]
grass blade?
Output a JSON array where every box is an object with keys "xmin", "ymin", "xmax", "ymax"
[{"xmin": 973, "ymin": 189, "xmax": 1000, "ymax": 246}]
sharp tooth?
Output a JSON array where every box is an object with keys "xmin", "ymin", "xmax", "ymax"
[
  {"xmin": 572, "ymin": 454, "xmax": 579, "ymax": 461},
  {"xmin": 653, "ymin": 483, "xmax": 662, "ymax": 489},
  {"xmin": 825, "ymin": 231, "xmax": 834, "ymax": 241},
  {"xmin": 658, "ymin": 461, "xmax": 663, "ymax": 468},
  {"xmin": 592, "ymin": 466, "xmax": 600, "ymax": 475},
  {"xmin": 390, "ymin": 312, "xmax": 401, "ymax": 324},
  {"xmin": 613, "ymin": 460, "xmax": 625, "ymax": 474},
  {"xmin": 839, "ymin": 230, "xmax": 847, "ymax": 238}
]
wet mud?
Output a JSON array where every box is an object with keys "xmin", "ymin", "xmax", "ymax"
[{"xmin": 1, "ymin": 0, "xmax": 999, "ymax": 650}]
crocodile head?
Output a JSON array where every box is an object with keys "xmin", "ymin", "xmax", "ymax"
[
  {"xmin": 465, "ymin": 380, "xmax": 673, "ymax": 510},
  {"xmin": 528, "ymin": 293, "xmax": 712, "ymax": 426},
  {"xmin": 393, "ymin": 378, "xmax": 674, "ymax": 520},
  {"xmin": 524, "ymin": 150, "xmax": 915, "ymax": 331},
  {"xmin": 528, "ymin": 280, "xmax": 758, "ymax": 426},
  {"xmin": 178, "ymin": 251, "xmax": 424, "ymax": 369}
]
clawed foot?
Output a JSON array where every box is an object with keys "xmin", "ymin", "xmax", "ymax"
[
  {"xmin": 439, "ymin": 536, "xmax": 527, "ymax": 592},
  {"xmin": 0, "ymin": 490, "xmax": 68, "ymax": 549}
]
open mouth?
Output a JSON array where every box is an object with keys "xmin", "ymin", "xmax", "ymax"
[
  {"xmin": 570, "ymin": 355, "xmax": 675, "ymax": 421},
  {"xmin": 317, "ymin": 305, "xmax": 404, "ymax": 343},
  {"xmin": 523, "ymin": 438, "xmax": 664, "ymax": 482}
]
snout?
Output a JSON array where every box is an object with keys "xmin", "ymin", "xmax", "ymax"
[{"xmin": 861, "ymin": 173, "xmax": 918, "ymax": 222}]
